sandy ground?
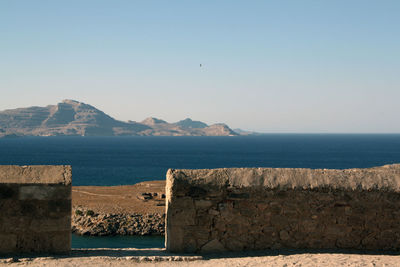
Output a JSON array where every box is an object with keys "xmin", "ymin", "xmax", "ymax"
[
  {"xmin": 72, "ymin": 181, "xmax": 166, "ymax": 214},
  {"xmin": 1, "ymin": 248, "xmax": 400, "ymax": 266}
]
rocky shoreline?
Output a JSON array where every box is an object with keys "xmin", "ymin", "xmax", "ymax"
[
  {"xmin": 72, "ymin": 208, "xmax": 165, "ymax": 236},
  {"xmin": 71, "ymin": 181, "xmax": 166, "ymax": 236}
]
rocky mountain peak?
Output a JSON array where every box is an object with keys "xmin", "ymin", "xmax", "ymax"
[
  {"xmin": 0, "ymin": 100, "xmax": 247, "ymax": 137},
  {"xmin": 141, "ymin": 117, "xmax": 167, "ymax": 126},
  {"xmin": 62, "ymin": 99, "xmax": 81, "ymax": 106},
  {"xmin": 175, "ymin": 118, "xmax": 208, "ymax": 129},
  {"xmin": 203, "ymin": 123, "xmax": 238, "ymax": 136}
]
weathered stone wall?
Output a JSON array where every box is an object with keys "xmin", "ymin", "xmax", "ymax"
[
  {"xmin": 166, "ymin": 164, "xmax": 400, "ymax": 253},
  {"xmin": 0, "ymin": 165, "xmax": 72, "ymax": 254}
]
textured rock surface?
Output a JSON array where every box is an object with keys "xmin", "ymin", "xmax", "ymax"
[
  {"xmin": 166, "ymin": 164, "xmax": 400, "ymax": 253},
  {"xmin": 0, "ymin": 165, "xmax": 71, "ymax": 254},
  {"xmin": 0, "ymin": 165, "xmax": 71, "ymax": 184},
  {"xmin": 72, "ymin": 208, "xmax": 165, "ymax": 236}
]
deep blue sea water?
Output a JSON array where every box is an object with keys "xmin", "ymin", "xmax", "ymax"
[
  {"xmin": 1, "ymin": 135, "xmax": 400, "ymax": 248},
  {"xmin": 71, "ymin": 234, "xmax": 164, "ymax": 249},
  {"xmin": 0, "ymin": 135, "xmax": 399, "ymax": 186}
]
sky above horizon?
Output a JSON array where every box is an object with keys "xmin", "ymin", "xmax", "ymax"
[{"xmin": 1, "ymin": 1, "xmax": 399, "ymax": 133}]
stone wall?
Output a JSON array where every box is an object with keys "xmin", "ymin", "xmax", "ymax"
[
  {"xmin": 0, "ymin": 165, "xmax": 72, "ymax": 254},
  {"xmin": 165, "ymin": 164, "xmax": 400, "ymax": 253}
]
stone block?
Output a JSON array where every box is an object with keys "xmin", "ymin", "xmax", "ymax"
[
  {"xmin": 200, "ymin": 239, "xmax": 226, "ymax": 253},
  {"xmin": 169, "ymin": 209, "xmax": 196, "ymax": 226},
  {"xmin": 324, "ymin": 225, "xmax": 347, "ymax": 237},
  {"xmin": 194, "ymin": 200, "xmax": 214, "ymax": 209},
  {"xmin": 336, "ymin": 235, "xmax": 361, "ymax": 248},
  {"xmin": 227, "ymin": 192, "xmax": 250, "ymax": 199},
  {"xmin": 0, "ymin": 234, "xmax": 17, "ymax": 253},
  {"xmin": 170, "ymin": 196, "xmax": 194, "ymax": 209},
  {"xmin": 0, "ymin": 184, "xmax": 18, "ymax": 199},
  {"xmin": 269, "ymin": 201, "xmax": 282, "ymax": 215},
  {"xmin": 0, "ymin": 199, "xmax": 18, "ymax": 217},
  {"xmin": 16, "ymin": 231, "xmax": 70, "ymax": 253},
  {"xmin": 213, "ymin": 219, "xmax": 227, "ymax": 232},
  {"xmin": 0, "ymin": 216, "xmax": 31, "ymax": 232},
  {"xmin": 239, "ymin": 207, "xmax": 257, "ymax": 217},
  {"xmin": 224, "ymin": 238, "xmax": 246, "ymax": 251},
  {"xmin": 183, "ymin": 238, "xmax": 197, "ymax": 253},
  {"xmin": 19, "ymin": 185, "xmax": 70, "ymax": 200},
  {"xmin": 254, "ymin": 236, "xmax": 274, "ymax": 249},
  {"xmin": 1, "ymin": 197, "xmax": 70, "ymax": 219},
  {"xmin": 49, "ymin": 231, "xmax": 71, "ymax": 253},
  {"xmin": 0, "ymin": 165, "xmax": 71, "ymax": 254},
  {"xmin": 48, "ymin": 199, "xmax": 71, "ymax": 214},
  {"xmin": 17, "ymin": 200, "xmax": 50, "ymax": 218},
  {"xmin": 29, "ymin": 216, "xmax": 70, "ymax": 232},
  {"xmin": 188, "ymin": 186, "xmax": 208, "ymax": 197},
  {"xmin": 347, "ymin": 215, "xmax": 364, "ymax": 226},
  {"xmin": 361, "ymin": 233, "xmax": 378, "ymax": 249},
  {"xmin": 165, "ymin": 226, "xmax": 184, "ymax": 253},
  {"xmin": 279, "ymin": 230, "xmax": 290, "ymax": 241},
  {"xmin": 208, "ymin": 209, "xmax": 220, "ymax": 216},
  {"xmin": 270, "ymin": 215, "xmax": 290, "ymax": 230},
  {"xmin": 0, "ymin": 165, "xmax": 71, "ymax": 185},
  {"xmin": 195, "ymin": 211, "xmax": 213, "ymax": 227},
  {"xmin": 256, "ymin": 202, "xmax": 269, "ymax": 211}
]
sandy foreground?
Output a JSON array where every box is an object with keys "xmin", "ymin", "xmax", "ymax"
[{"xmin": 1, "ymin": 248, "xmax": 400, "ymax": 267}]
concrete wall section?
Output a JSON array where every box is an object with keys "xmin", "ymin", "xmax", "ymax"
[
  {"xmin": 0, "ymin": 165, "xmax": 71, "ymax": 254},
  {"xmin": 166, "ymin": 165, "xmax": 400, "ymax": 253}
]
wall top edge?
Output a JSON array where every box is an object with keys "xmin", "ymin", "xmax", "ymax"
[
  {"xmin": 167, "ymin": 164, "xmax": 400, "ymax": 192},
  {"xmin": 0, "ymin": 165, "xmax": 72, "ymax": 185}
]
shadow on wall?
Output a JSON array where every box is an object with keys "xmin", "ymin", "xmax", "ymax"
[
  {"xmin": 0, "ymin": 165, "xmax": 72, "ymax": 254},
  {"xmin": 166, "ymin": 165, "xmax": 400, "ymax": 253}
]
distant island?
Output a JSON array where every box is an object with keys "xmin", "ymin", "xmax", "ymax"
[{"xmin": 0, "ymin": 100, "xmax": 256, "ymax": 137}]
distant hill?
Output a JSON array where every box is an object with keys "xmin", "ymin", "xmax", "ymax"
[
  {"xmin": 141, "ymin": 117, "xmax": 167, "ymax": 126},
  {"xmin": 174, "ymin": 118, "xmax": 208, "ymax": 129},
  {"xmin": 233, "ymin": 128, "xmax": 262, "ymax": 136},
  {"xmin": 0, "ymin": 100, "xmax": 246, "ymax": 137},
  {"xmin": 0, "ymin": 100, "xmax": 150, "ymax": 137}
]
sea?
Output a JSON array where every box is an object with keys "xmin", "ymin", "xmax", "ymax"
[{"xmin": 1, "ymin": 134, "xmax": 400, "ymax": 248}]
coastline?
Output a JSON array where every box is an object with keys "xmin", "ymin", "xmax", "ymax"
[
  {"xmin": 72, "ymin": 181, "xmax": 166, "ymax": 236},
  {"xmin": 72, "ymin": 208, "xmax": 165, "ymax": 236}
]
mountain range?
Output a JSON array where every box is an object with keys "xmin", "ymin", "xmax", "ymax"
[{"xmin": 0, "ymin": 100, "xmax": 247, "ymax": 137}]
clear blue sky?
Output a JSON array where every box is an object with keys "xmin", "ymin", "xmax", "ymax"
[{"xmin": 1, "ymin": 1, "xmax": 399, "ymax": 133}]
